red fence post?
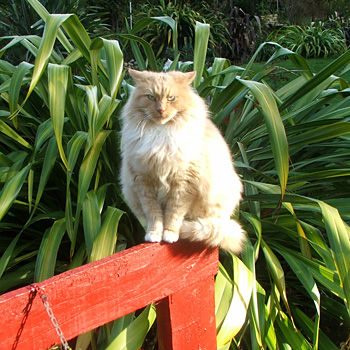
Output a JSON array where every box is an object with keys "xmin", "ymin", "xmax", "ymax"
[{"xmin": 156, "ymin": 276, "xmax": 217, "ymax": 350}]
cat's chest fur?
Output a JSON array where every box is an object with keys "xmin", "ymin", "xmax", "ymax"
[{"xmin": 123, "ymin": 116, "xmax": 204, "ymax": 178}]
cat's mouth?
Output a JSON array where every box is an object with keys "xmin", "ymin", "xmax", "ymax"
[
  {"xmin": 141, "ymin": 110, "xmax": 177, "ymax": 125},
  {"xmin": 150, "ymin": 113, "xmax": 176, "ymax": 125}
]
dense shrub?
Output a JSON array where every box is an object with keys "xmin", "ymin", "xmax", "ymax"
[{"xmin": 269, "ymin": 21, "xmax": 347, "ymax": 58}]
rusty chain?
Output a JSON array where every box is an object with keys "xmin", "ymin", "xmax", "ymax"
[{"xmin": 32, "ymin": 284, "xmax": 72, "ymax": 350}]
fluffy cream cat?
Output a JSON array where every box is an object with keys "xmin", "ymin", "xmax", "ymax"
[{"xmin": 120, "ymin": 69, "xmax": 245, "ymax": 253}]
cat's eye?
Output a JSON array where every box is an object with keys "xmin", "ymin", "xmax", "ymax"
[
  {"xmin": 167, "ymin": 96, "xmax": 176, "ymax": 102},
  {"xmin": 147, "ymin": 95, "xmax": 156, "ymax": 101}
]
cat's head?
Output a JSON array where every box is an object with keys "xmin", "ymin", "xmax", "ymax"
[{"xmin": 128, "ymin": 69, "xmax": 197, "ymax": 125}]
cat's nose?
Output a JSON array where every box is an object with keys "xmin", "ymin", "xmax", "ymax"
[{"xmin": 157, "ymin": 107, "xmax": 165, "ymax": 114}]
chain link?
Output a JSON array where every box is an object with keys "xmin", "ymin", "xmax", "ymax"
[{"xmin": 32, "ymin": 284, "xmax": 72, "ymax": 350}]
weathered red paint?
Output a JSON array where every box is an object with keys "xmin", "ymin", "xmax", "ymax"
[
  {"xmin": 156, "ymin": 276, "xmax": 217, "ymax": 350},
  {"xmin": 0, "ymin": 241, "xmax": 218, "ymax": 350}
]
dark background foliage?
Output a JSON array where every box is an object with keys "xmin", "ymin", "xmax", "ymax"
[{"xmin": 2, "ymin": 0, "xmax": 349, "ymax": 64}]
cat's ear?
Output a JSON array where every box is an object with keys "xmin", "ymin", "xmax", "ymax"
[
  {"xmin": 128, "ymin": 69, "xmax": 148, "ymax": 85},
  {"xmin": 181, "ymin": 71, "xmax": 196, "ymax": 85}
]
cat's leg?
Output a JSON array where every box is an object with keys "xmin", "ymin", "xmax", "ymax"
[
  {"xmin": 162, "ymin": 181, "xmax": 194, "ymax": 243},
  {"xmin": 122, "ymin": 182, "xmax": 144, "ymax": 217},
  {"xmin": 135, "ymin": 175, "xmax": 164, "ymax": 242}
]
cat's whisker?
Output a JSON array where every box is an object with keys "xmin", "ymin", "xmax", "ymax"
[
  {"xmin": 136, "ymin": 118, "xmax": 144, "ymax": 131},
  {"xmin": 170, "ymin": 117, "xmax": 179, "ymax": 128},
  {"xmin": 139, "ymin": 118, "xmax": 148, "ymax": 137}
]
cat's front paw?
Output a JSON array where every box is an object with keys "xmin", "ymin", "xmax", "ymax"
[
  {"xmin": 145, "ymin": 230, "xmax": 163, "ymax": 243},
  {"xmin": 163, "ymin": 229, "xmax": 179, "ymax": 243}
]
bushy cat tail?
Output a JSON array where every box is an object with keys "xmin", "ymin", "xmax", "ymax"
[{"xmin": 180, "ymin": 218, "xmax": 245, "ymax": 254}]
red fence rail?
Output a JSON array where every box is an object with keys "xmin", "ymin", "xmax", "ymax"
[{"xmin": 0, "ymin": 241, "xmax": 218, "ymax": 350}]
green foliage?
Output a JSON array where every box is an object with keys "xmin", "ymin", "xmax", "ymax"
[
  {"xmin": 0, "ymin": 0, "xmax": 110, "ymax": 37},
  {"xmin": 209, "ymin": 44, "xmax": 350, "ymax": 348},
  {"xmin": 131, "ymin": 0, "xmax": 230, "ymax": 62},
  {"xmin": 0, "ymin": 0, "xmax": 110, "ymax": 64},
  {"xmin": 1, "ymin": 1, "xmax": 350, "ymax": 349},
  {"xmin": 135, "ymin": 0, "xmax": 202, "ymax": 55},
  {"xmin": 269, "ymin": 21, "xmax": 347, "ymax": 58}
]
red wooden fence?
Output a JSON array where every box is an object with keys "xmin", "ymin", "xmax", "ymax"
[{"xmin": 0, "ymin": 241, "xmax": 219, "ymax": 350}]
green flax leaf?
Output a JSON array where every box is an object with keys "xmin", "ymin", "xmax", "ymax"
[
  {"xmin": 102, "ymin": 38, "xmax": 124, "ymax": 105},
  {"xmin": 276, "ymin": 311, "xmax": 312, "ymax": 350},
  {"xmin": 90, "ymin": 206, "xmax": 123, "ymax": 262},
  {"xmin": 237, "ymin": 78, "xmax": 289, "ymax": 199},
  {"xmin": 35, "ymin": 218, "xmax": 66, "ymax": 282},
  {"xmin": 0, "ymin": 164, "xmax": 31, "ymax": 222},
  {"xmin": 77, "ymin": 85, "xmax": 99, "ymax": 144},
  {"xmin": 105, "ymin": 305, "xmax": 156, "ymax": 350},
  {"xmin": 25, "ymin": 14, "xmax": 71, "ymax": 103},
  {"xmin": 318, "ymin": 201, "xmax": 350, "ymax": 316},
  {"xmin": 0, "ymin": 233, "xmax": 21, "ymax": 278},
  {"xmin": 280, "ymin": 49, "xmax": 350, "ymax": 111},
  {"xmin": 33, "ymin": 137, "xmax": 58, "ymax": 213},
  {"xmin": 261, "ymin": 239, "xmax": 292, "ymax": 318},
  {"xmin": 48, "ymin": 63, "xmax": 70, "ymax": 171},
  {"xmin": 281, "ymin": 250, "xmax": 320, "ymax": 348},
  {"xmin": 83, "ymin": 191, "xmax": 102, "ymax": 257},
  {"xmin": 0, "ymin": 120, "xmax": 32, "ymax": 149},
  {"xmin": 119, "ymin": 34, "xmax": 158, "ymax": 71},
  {"xmin": 9, "ymin": 61, "xmax": 33, "ymax": 127},
  {"xmin": 193, "ymin": 21, "xmax": 210, "ymax": 88},
  {"xmin": 217, "ymin": 256, "xmax": 254, "ymax": 346},
  {"xmin": 73, "ymin": 130, "xmax": 111, "ymax": 250}
]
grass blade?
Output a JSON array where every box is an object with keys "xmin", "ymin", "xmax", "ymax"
[
  {"xmin": 130, "ymin": 16, "xmax": 178, "ymax": 69},
  {"xmin": 65, "ymin": 131, "xmax": 88, "ymax": 240}
]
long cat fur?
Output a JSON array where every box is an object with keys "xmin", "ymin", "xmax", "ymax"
[{"xmin": 120, "ymin": 69, "xmax": 245, "ymax": 253}]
